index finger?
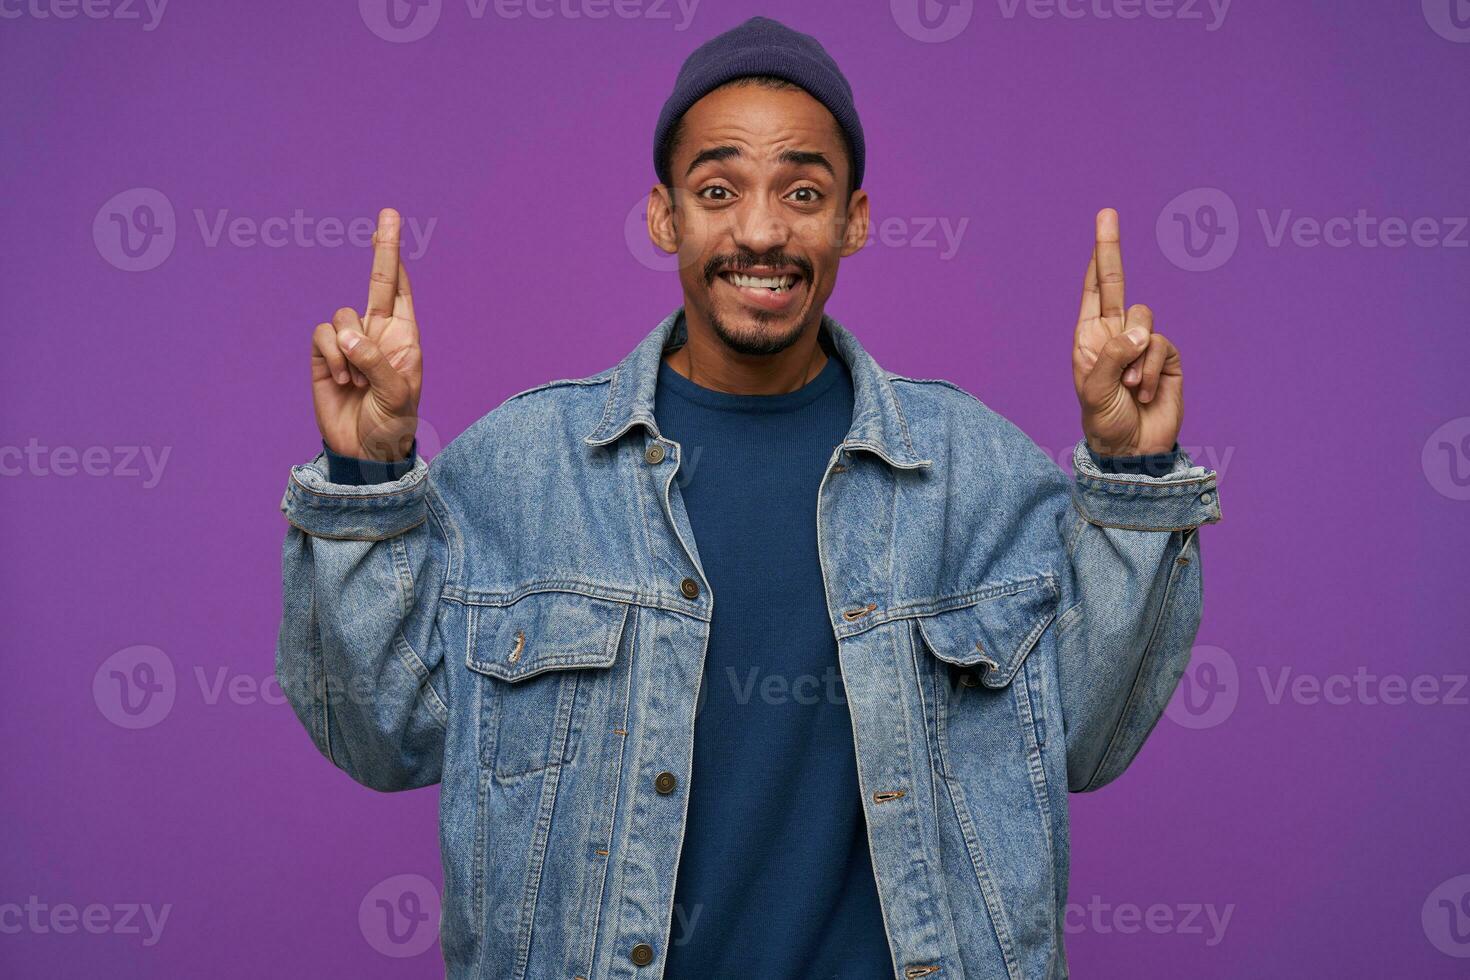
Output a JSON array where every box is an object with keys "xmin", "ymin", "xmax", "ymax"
[
  {"xmin": 1095, "ymin": 208, "xmax": 1125, "ymax": 327},
  {"xmin": 394, "ymin": 258, "xmax": 415, "ymax": 325},
  {"xmin": 365, "ymin": 207, "xmax": 402, "ymax": 336},
  {"xmin": 1078, "ymin": 246, "xmax": 1099, "ymax": 321}
]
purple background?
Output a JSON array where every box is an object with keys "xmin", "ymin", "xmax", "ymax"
[{"xmin": 4, "ymin": 1, "xmax": 1468, "ymax": 976}]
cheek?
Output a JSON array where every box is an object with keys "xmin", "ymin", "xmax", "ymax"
[
  {"xmin": 672, "ymin": 214, "xmax": 722, "ymax": 266},
  {"xmin": 791, "ymin": 211, "xmax": 848, "ymax": 260}
]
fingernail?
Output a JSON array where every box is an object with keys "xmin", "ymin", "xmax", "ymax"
[
  {"xmin": 1125, "ymin": 367, "xmax": 1139, "ymax": 383},
  {"xmin": 1125, "ymin": 327, "xmax": 1147, "ymax": 345},
  {"xmin": 340, "ymin": 331, "xmax": 361, "ymax": 352},
  {"xmin": 336, "ymin": 371, "xmax": 349, "ymax": 384}
]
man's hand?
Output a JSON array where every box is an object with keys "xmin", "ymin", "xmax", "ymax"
[
  {"xmin": 1073, "ymin": 208, "xmax": 1183, "ymax": 457},
  {"xmin": 311, "ymin": 208, "xmax": 422, "ymax": 461}
]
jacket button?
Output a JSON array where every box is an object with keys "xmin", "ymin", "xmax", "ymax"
[
  {"xmin": 630, "ymin": 943, "xmax": 655, "ymax": 966},
  {"xmin": 680, "ymin": 577, "xmax": 700, "ymax": 599},
  {"xmin": 654, "ymin": 771, "xmax": 677, "ymax": 794},
  {"xmin": 645, "ymin": 444, "xmax": 665, "ymax": 465}
]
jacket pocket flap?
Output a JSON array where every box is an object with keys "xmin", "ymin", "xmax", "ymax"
[
  {"xmin": 915, "ymin": 580, "xmax": 1059, "ymax": 689},
  {"xmin": 467, "ymin": 590, "xmax": 631, "ymax": 683}
]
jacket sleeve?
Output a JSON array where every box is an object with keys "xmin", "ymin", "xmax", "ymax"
[
  {"xmin": 1052, "ymin": 439, "xmax": 1221, "ymax": 792},
  {"xmin": 275, "ymin": 450, "xmax": 454, "ymax": 792}
]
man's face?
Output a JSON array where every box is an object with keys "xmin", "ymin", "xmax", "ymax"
[{"xmin": 648, "ymin": 83, "xmax": 869, "ymax": 355}]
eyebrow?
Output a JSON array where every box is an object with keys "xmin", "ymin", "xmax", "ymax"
[{"xmin": 684, "ymin": 145, "xmax": 836, "ymax": 179}]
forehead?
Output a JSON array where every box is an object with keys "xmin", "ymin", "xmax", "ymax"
[{"xmin": 675, "ymin": 83, "xmax": 845, "ymax": 162}]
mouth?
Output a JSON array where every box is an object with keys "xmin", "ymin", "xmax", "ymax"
[{"xmin": 714, "ymin": 268, "xmax": 807, "ymax": 312}]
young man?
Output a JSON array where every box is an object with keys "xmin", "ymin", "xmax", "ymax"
[{"xmin": 278, "ymin": 16, "xmax": 1220, "ymax": 979}]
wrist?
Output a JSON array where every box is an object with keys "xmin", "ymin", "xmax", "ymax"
[
  {"xmin": 323, "ymin": 438, "xmax": 418, "ymax": 485},
  {"xmin": 1085, "ymin": 435, "xmax": 1177, "ymax": 457},
  {"xmin": 1083, "ymin": 440, "xmax": 1181, "ymax": 477},
  {"xmin": 358, "ymin": 417, "xmax": 418, "ymax": 462}
]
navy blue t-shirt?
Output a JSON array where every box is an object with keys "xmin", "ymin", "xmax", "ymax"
[{"xmin": 652, "ymin": 346, "xmax": 894, "ymax": 979}]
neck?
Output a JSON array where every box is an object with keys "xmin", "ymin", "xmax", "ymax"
[{"xmin": 664, "ymin": 308, "xmax": 829, "ymax": 395}]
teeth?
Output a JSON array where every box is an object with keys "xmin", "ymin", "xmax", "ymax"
[{"xmin": 727, "ymin": 272, "xmax": 797, "ymax": 292}]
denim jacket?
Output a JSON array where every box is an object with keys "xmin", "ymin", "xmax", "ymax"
[{"xmin": 276, "ymin": 308, "xmax": 1221, "ymax": 980}]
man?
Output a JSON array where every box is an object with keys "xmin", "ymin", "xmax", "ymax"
[{"xmin": 277, "ymin": 16, "xmax": 1220, "ymax": 980}]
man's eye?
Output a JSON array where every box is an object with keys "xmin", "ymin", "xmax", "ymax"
[
  {"xmin": 699, "ymin": 186, "xmax": 733, "ymax": 201},
  {"xmin": 789, "ymin": 187, "xmax": 823, "ymax": 204}
]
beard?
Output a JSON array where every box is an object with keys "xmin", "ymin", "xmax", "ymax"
[
  {"xmin": 700, "ymin": 248, "xmax": 816, "ymax": 356},
  {"xmin": 706, "ymin": 307, "xmax": 809, "ymax": 356}
]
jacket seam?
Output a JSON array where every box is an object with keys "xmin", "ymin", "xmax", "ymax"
[
  {"xmin": 283, "ymin": 514, "xmax": 427, "ymax": 542},
  {"xmin": 288, "ymin": 468, "xmax": 425, "ymax": 500},
  {"xmin": 1073, "ymin": 510, "xmax": 1212, "ymax": 533},
  {"xmin": 1081, "ymin": 528, "xmax": 1194, "ymax": 791},
  {"xmin": 836, "ymin": 576, "xmax": 1059, "ymax": 638}
]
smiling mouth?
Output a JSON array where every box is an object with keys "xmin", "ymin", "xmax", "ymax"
[{"xmin": 717, "ymin": 270, "xmax": 802, "ymax": 294}]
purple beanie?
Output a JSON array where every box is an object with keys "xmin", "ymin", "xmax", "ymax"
[{"xmin": 652, "ymin": 16, "xmax": 865, "ymax": 189}]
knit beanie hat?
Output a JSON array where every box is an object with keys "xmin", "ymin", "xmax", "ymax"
[{"xmin": 652, "ymin": 16, "xmax": 865, "ymax": 190}]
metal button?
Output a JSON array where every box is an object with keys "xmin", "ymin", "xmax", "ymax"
[
  {"xmin": 654, "ymin": 771, "xmax": 677, "ymax": 794},
  {"xmin": 680, "ymin": 577, "xmax": 700, "ymax": 600},
  {"xmin": 1200, "ymin": 490, "xmax": 1214, "ymax": 505},
  {"xmin": 645, "ymin": 444, "xmax": 665, "ymax": 465},
  {"xmin": 630, "ymin": 943, "xmax": 655, "ymax": 967}
]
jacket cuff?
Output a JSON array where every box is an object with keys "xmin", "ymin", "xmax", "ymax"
[
  {"xmin": 281, "ymin": 451, "xmax": 429, "ymax": 541},
  {"xmin": 1071, "ymin": 439, "xmax": 1221, "ymax": 531},
  {"xmin": 323, "ymin": 439, "xmax": 418, "ymax": 485}
]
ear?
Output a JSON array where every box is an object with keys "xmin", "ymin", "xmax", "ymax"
[
  {"xmin": 838, "ymin": 189, "xmax": 870, "ymax": 258},
  {"xmin": 646, "ymin": 185, "xmax": 679, "ymax": 255}
]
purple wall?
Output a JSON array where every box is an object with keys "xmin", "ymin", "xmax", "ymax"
[{"xmin": 4, "ymin": 1, "xmax": 1468, "ymax": 976}]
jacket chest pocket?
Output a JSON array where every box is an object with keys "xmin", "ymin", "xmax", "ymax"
[
  {"xmin": 466, "ymin": 590, "xmax": 631, "ymax": 781},
  {"xmin": 912, "ymin": 578, "xmax": 1059, "ymax": 769}
]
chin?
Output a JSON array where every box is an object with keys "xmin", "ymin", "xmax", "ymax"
[{"xmin": 709, "ymin": 304, "xmax": 808, "ymax": 356}]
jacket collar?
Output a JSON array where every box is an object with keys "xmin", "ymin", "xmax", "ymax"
[{"xmin": 583, "ymin": 307, "xmax": 931, "ymax": 470}]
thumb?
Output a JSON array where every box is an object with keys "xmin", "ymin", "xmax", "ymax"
[
  {"xmin": 338, "ymin": 329, "xmax": 410, "ymax": 409},
  {"xmin": 1081, "ymin": 326, "xmax": 1149, "ymax": 408}
]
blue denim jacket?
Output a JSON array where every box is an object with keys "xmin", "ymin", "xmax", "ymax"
[{"xmin": 277, "ymin": 308, "xmax": 1221, "ymax": 979}]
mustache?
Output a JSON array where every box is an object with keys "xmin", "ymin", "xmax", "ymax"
[{"xmin": 703, "ymin": 251, "xmax": 813, "ymax": 285}]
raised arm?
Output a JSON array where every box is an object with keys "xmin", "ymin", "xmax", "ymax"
[
  {"xmin": 276, "ymin": 208, "xmax": 449, "ymax": 792},
  {"xmin": 1057, "ymin": 209, "xmax": 1221, "ymax": 791}
]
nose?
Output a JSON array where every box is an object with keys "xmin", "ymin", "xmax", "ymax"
[{"xmin": 730, "ymin": 192, "xmax": 792, "ymax": 255}]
